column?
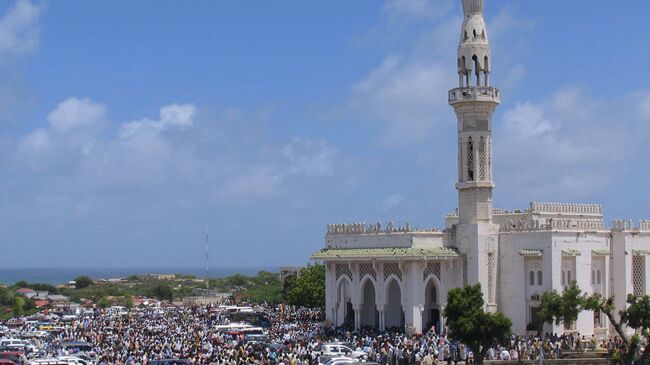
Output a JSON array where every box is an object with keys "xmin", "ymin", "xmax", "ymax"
[
  {"xmin": 354, "ymin": 308, "xmax": 361, "ymax": 331},
  {"xmin": 378, "ymin": 309, "xmax": 385, "ymax": 332}
]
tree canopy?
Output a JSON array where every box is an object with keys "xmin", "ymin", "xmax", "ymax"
[
  {"xmin": 538, "ymin": 280, "xmax": 582, "ymax": 327},
  {"xmin": 539, "ymin": 282, "xmax": 650, "ymax": 364},
  {"xmin": 286, "ymin": 264, "xmax": 325, "ymax": 308},
  {"xmin": 444, "ymin": 284, "xmax": 512, "ymax": 365},
  {"xmin": 74, "ymin": 275, "xmax": 94, "ymax": 289}
]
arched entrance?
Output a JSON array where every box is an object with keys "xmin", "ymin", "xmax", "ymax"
[
  {"xmin": 423, "ymin": 277, "xmax": 441, "ymax": 333},
  {"xmin": 385, "ymin": 278, "xmax": 404, "ymax": 329},
  {"xmin": 336, "ymin": 277, "xmax": 353, "ymax": 326},
  {"xmin": 360, "ymin": 278, "xmax": 378, "ymax": 328}
]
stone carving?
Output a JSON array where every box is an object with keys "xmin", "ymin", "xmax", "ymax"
[
  {"xmin": 500, "ymin": 218, "xmax": 604, "ymax": 232},
  {"xmin": 612, "ymin": 219, "xmax": 650, "ymax": 232},
  {"xmin": 326, "ymin": 222, "xmax": 434, "ymax": 235},
  {"xmin": 640, "ymin": 220, "xmax": 650, "ymax": 232},
  {"xmin": 530, "ymin": 202, "xmax": 602, "ymax": 215}
]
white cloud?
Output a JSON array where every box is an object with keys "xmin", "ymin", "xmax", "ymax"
[
  {"xmin": 495, "ymin": 88, "xmax": 646, "ymax": 201},
  {"xmin": 120, "ymin": 103, "xmax": 196, "ymax": 138},
  {"xmin": 47, "ymin": 97, "xmax": 106, "ymax": 131},
  {"xmin": 19, "ymin": 127, "xmax": 47, "ymax": 152},
  {"xmin": 0, "ymin": 0, "xmax": 44, "ymax": 62},
  {"xmin": 347, "ymin": 0, "xmax": 534, "ymax": 148},
  {"xmin": 502, "ymin": 102, "xmax": 555, "ymax": 138},
  {"xmin": 220, "ymin": 167, "xmax": 283, "ymax": 199},
  {"xmin": 350, "ymin": 55, "xmax": 454, "ymax": 146},
  {"xmin": 282, "ymin": 138, "xmax": 337, "ymax": 177},
  {"xmin": 638, "ymin": 93, "xmax": 650, "ymax": 120}
]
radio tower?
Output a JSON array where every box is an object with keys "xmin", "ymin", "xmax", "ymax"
[{"xmin": 205, "ymin": 228, "xmax": 210, "ymax": 291}]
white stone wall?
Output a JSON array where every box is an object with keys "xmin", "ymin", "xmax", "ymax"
[{"xmin": 325, "ymin": 231, "xmax": 444, "ymax": 249}]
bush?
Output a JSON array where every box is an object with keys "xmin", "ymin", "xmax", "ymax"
[{"xmin": 74, "ymin": 276, "xmax": 94, "ymax": 289}]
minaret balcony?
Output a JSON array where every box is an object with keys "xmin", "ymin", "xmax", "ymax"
[
  {"xmin": 456, "ymin": 181, "xmax": 495, "ymax": 190},
  {"xmin": 448, "ymin": 86, "xmax": 500, "ymax": 105}
]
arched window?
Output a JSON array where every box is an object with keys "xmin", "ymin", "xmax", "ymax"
[
  {"xmin": 529, "ymin": 271, "xmax": 535, "ymax": 286},
  {"xmin": 431, "ymin": 285, "xmax": 437, "ymax": 303},
  {"xmin": 472, "ymin": 55, "xmax": 480, "ymax": 86},
  {"xmin": 467, "ymin": 137, "xmax": 474, "ymax": 181},
  {"xmin": 597, "ymin": 270, "xmax": 601, "ymax": 284},
  {"xmin": 537, "ymin": 271, "xmax": 543, "ymax": 286},
  {"xmin": 483, "ymin": 56, "xmax": 489, "ymax": 85},
  {"xmin": 473, "ymin": 29, "xmax": 477, "ymax": 38},
  {"xmin": 479, "ymin": 136, "xmax": 486, "ymax": 180}
]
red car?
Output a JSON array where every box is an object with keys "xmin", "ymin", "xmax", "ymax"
[{"xmin": 0, "ymin": 352, "xmax": 22, "ymax": 363}]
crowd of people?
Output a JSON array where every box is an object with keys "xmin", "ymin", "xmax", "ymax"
[{"xmin": 2, "ymin": 303, "xmax": 635, "ymax": 364}]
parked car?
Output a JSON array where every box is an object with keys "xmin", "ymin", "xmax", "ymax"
[
  {"xmin": 322, "ymin": 357, "xmax": 359, "ymax": 365},
  {"xmin": 148, "ymin": 360, "xmax": 191, "ymax": 365},
  {"xmin": 313, "ymin": 344, "xmax": 366, "ymax": 360}
]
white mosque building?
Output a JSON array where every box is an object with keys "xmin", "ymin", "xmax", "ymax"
[{"xmin": 311, "ymin": 0, "xmax": 650, "ymax": 337}]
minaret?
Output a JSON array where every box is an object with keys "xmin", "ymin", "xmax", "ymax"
[{"xmin": 449, "ymin": 0, "xmax": 500, "ymax": 311}]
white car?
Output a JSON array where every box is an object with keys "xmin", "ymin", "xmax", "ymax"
[
  {"xmin": 27, "ymin": 359, "xmax": 71, "ymax": 365},
  {"xmin": 57, "ymin": 356, "xmax": 90, "ymax": 365},
  {"xmin": 0, "ymin": 338, "xmax": 37, "ymax": 352},
  {"xmin": 323, "ymin": 357, "xmax": 359, "ymax": 365},
  {"xmin": 314, "ymin": 343, "xmax": 366, "ymax": 360}
]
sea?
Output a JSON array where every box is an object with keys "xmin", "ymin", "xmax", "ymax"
[{"xmin": 0, "ymin": 267, "xmax": 277, "ymax": 286}]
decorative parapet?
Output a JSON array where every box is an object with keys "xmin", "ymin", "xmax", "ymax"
[
  {"xmin": 310, "ymin": 247, "xmax": 460, "ymax": 260},
  {"xmin": 612, "ymin": 219, "xmax": 633, "ymax": 231},
  {"xmin": 448, "ymin": 86, "xmax": 500, "ymax": 104},
  {"xmin": 549, "ymin": 218, "xmax": 604, "ymax": 230},
  {"xmin": 592, "ymin": 249, "xmax": 610, "ymax": 256},
  {"xmin": 530, "ymin": 202, "xmax": 602, "ymax": 215},
  {"xmin": 632, "ymin": 250, "xmax": 650, "ymax": 256},
  {"xmin": 612, "ymin": 219, "xmax": 650, "ymax": 232},
  {"xmin": 562, "ymin": 249, "xmax": 582, "ymax": 257},
  {"xmin": 500, "ymin": 218, "xmax": 604, "ymax": 232},
  {"xmin": 640, "ymin": 220, "xmax": 650, "ymax": 231},
  {"xmin": 501, "ymin": 218, "xmax": 543, "ymax": 232},
  {"xmin": 519, "ymin": 249, "xmax": 543, "ymax": 257},
  {"xmin": 326, "ymin": 222, "xmax": 440, "ymax": 235},
  {"xmin": 445, "ymin": 209, "xmax": 459, "ymax": 218}
]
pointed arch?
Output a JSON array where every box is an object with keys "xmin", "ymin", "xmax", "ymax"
[
  {"xmin": 384, "ymin": 275, "xmax": 404, "ymax": 329},
  {"xmin": 360, "ymin": 276, "xmax": 378, "ymax": 328},
  {"xmin": 423, "ymin": 274, "xmax": 442, "ymax": 333}
]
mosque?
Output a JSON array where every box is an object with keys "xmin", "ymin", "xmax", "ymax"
[{"xmin": 311, "ymin": 0, "xmax": 650, "ymax": 337}]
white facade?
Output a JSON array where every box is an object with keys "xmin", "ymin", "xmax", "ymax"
[{"xmin": 311, "ymin": 0, "xmax": 650, "ymax": 337}]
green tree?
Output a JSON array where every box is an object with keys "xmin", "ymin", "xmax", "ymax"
[
  {"xmin": 444, "ymin": 284, "xmax": 512, "ymax": 365},
  {"xmin": 540, "ymin": 282, "xmax": 650, "ymax": 364},
  {"xmin": 150, "ymin": 284, "xmax": 174, "ymax": 301},
  {"xmin": 12, "ymin": 296, "xmax": 25, "ymax": 316},
  {"xmin": 74, "ymin": 276, "xmax": 94, "ymax": 289},
  {"xmin": 538, "ymin": 280, "xmax": 583, "ymax": 327},
  {"xmin": 13, "ymin": 280, "xmax": 29, "ymax": 289},
  {"xmin": 282, "ymin": 274, "xmax": 297, "ymax": 298},
  {"xmin": 0, "ymin": 287, "xmax": 14, "ymax": 306},
  {"xmin": 286, "ymin": 264, "xmax": 325, "ymax": 308}
]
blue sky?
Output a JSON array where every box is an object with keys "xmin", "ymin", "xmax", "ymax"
[{"xmin": 0, "ymin": 0, "xmax": 649, "ymax": 269}]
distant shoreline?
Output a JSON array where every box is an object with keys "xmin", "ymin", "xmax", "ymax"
[{"xmin": 0, "ymin": 266, "xmax": 278, "ymax": 286}]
